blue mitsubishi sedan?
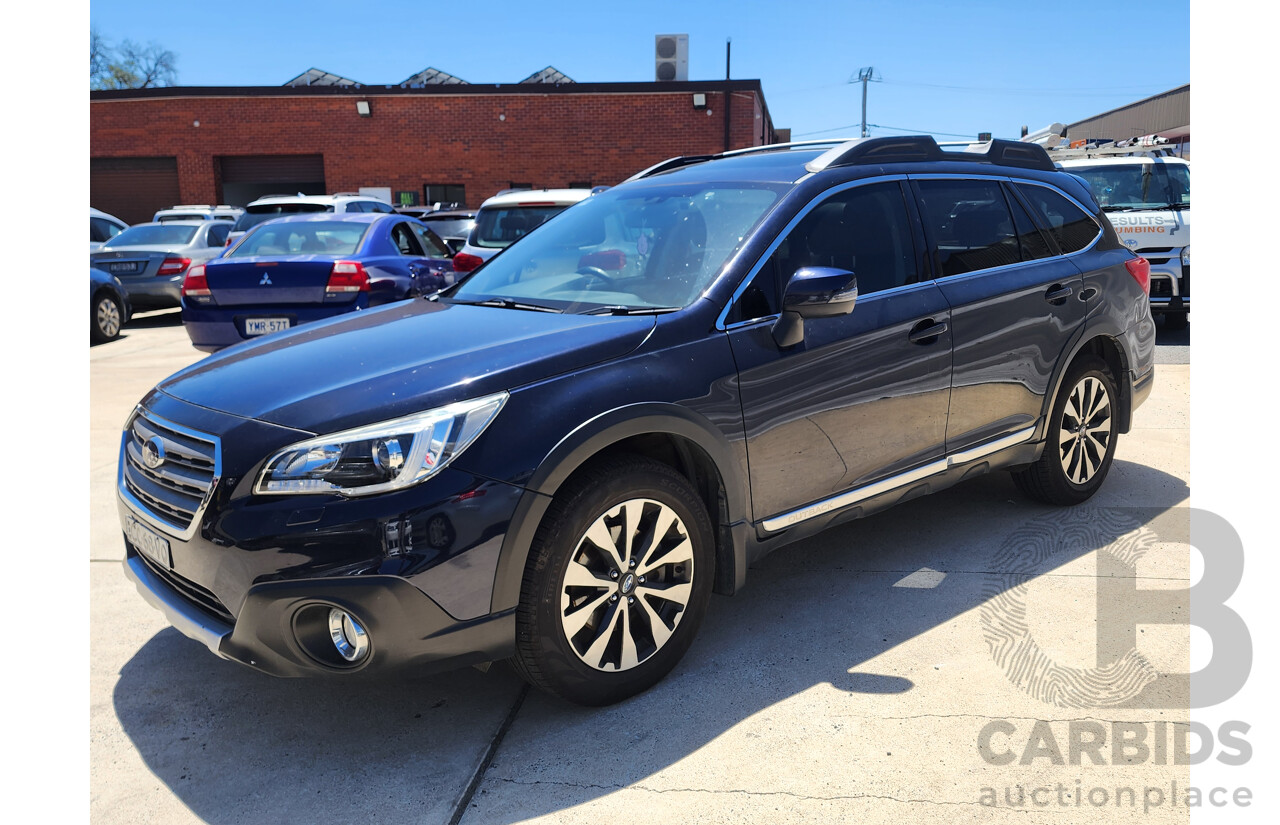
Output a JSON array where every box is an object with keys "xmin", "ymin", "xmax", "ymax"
[{"xmin": 181, "ymin": 213, "xmax": 455, "ymax": 352}]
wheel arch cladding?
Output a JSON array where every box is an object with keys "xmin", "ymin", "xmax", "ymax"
[{"xmin": 490, "ymin": 406, "xmax": 749, "ymax": 613}]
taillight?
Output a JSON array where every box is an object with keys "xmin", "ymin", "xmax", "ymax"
[
  {"xmin": 453, "ymin": 252, "xmax": 484, "ymax": 273},
  {"xmin": 182, "ymin": 264, "xmax": 211, "ymax": 298},
  {"xmin": 327, "ymin": 261, "xmax": 370, "ymax": 294},
  {"xmin": 1124, "ymin": 256, "xmax": 1151, "ymax": 296},
  {"xmin": 158, "ymin": 257, "xmax": 192, "ymax": 277}
]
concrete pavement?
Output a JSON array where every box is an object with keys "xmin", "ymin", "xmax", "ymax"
[{"xmin": 90, "ymin": 312, "xmax": 1191, "ymax": 824}]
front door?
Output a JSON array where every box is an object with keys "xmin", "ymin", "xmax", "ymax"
[{"xmin": 726, "ymin": 180, "xmax": 954, "ymax": 526}]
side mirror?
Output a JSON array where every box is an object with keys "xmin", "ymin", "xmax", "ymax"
[{"xmin": 772, "ymin": 266, "xmax": 857, "ymax": 347}]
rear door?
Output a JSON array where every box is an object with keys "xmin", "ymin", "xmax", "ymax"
[
  {"xmin": 726, "ymin": 179, "xmax": 954, "ymax": 528},
  {"xmin": 910, "ymin": 176, "xmax": 1086, "ymax": 453}
]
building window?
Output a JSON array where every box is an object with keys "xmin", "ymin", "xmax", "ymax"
[
  {"xmin": 569, "ymin": 181, "xmax": 592, "ymax": 190},
  {"xmin": 424, "ymin": 184, "xmax": 466, "ymax": 208},
  {"xmin": 507, "ymin": 182, "xmax": 533, "ymax": 191}
]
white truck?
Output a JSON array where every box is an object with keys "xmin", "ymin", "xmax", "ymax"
[{"xmin": 1047, "ymin": 142, "xmax": 1190, "ymax": 329}]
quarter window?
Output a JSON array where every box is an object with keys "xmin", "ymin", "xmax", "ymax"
[
  {"xmin": 916, "ymin": 179, "xmax": 1020, "ymax": 277},
  {"xmin": 728, "ymin": 181, "xmax": 917, "ymax": 323},
  {"xmin": 1016, "ymin": 184, "xmax": 1100, "ymax": 254}
]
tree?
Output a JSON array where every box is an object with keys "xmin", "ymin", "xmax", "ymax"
[{"xmin": 90, "ymin": 28, "xmax": 177, "ymax": 90}]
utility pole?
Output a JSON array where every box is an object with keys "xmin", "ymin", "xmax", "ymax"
[{"xmin": 855, "ymin": 67, "xmax": 877, "ymax": 138}]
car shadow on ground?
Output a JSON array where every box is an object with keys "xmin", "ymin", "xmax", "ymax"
[{"xmin": 113, "ymin": 461, "xmax": 1189, "ymax": 824}]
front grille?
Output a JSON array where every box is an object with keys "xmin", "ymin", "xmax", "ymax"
[
  {"xmin": 122, "ymin": 408, "xmax": 220, "ymax": 536},
  {"xmin": 1150, "ymin": 277, "xmax": 1174, "ymax": 298},
  {"xmin": 136, "ymin": 550, "xmax": 235, "ymax": 624}
]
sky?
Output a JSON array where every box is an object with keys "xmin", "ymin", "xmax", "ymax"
[{"xmin": 88, "ymin": 0, "xmax": 1190, "ymax": 142}]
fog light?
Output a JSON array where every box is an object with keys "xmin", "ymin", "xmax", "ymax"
[{"xmin": 328, "ymin": 608, "xmax": 370, "ymax": 663}]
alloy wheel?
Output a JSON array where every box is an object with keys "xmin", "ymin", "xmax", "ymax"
[
  {"xmin": 97, "ymin": 298, "xmax": 121, "ymax": 339},
  {"xmin": 1057, "ymin": 375, "xmax": 1112, "ymax": 485},
  {"xmin": 559, "ymin": 498, "xmax": 695, "ymax": 672}
]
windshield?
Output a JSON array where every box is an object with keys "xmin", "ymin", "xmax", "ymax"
[
  {"xmin": 228, "ymin": 221, "xmax": 368, "ymax": 257},
  {"xmin": 104, "ymin": 225, "xmax": 198, "ymax": 247},
  {"xmin": 233, "ymin": 203, "xmax": 332, "ymax": 232},
  {"xmin": 1069, "ymin": 162, "xmax": 1191, "ymax": 210},
  {"xmin": 448, "ymin": 183, "xmax": 782, "ymax": 312}
]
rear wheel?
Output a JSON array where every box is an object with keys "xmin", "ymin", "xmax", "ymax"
[
  {"xmin": 512, "ymin": 456, "xmax": 714, "ymax": 705},
  {"xmin": 92, "ymin": 292, "xmax": 123, "ymax": 343},
  {"xmin": 1013, "ymin": 357, "xmax": 1118, "ymax": 505}
]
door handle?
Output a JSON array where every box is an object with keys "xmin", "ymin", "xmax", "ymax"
[
  {"xmin": 908, "ymin": 319, "xmax": 948, "ymax": 344},
  {"xmin": 1044, "ymin": 284, "xmax": 1074, "ymax": 304}
]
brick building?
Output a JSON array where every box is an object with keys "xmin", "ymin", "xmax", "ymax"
[{"xmin": 90, "ymin": 79, "xmax": 778, "ymax": 224}]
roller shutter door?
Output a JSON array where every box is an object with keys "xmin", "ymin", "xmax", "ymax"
[
  {"xmin": 219, "ymin": 155, "xmax": 326, "ymax": 205},
  {"xmin": 90, "ymin": 157, "xmax": 180, "ymax": 226}
]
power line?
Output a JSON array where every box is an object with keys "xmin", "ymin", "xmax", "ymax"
[
  {"xmin": 867, "ymin": 123, "xmax": 978, "ymax": 139},
  {"xmin": 878, "ymin": 78, "xmax": 1187, "ymax": 96},
  {"xmin": 793, "ymin": 122, "xmax": 978, "ymax": 139}
]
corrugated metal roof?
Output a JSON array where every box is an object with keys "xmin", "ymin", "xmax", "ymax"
[{"xmin": 1066, "ymin": 84, "xmax": 1190, "ymax": 143}]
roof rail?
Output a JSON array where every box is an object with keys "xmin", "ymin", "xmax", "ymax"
[
  {"xmin": 256, "ymin": 193, "xmax": 309, "ymax": 199},
  {"xmin": 626, "ymin": 141, "xmax": 850, "ymax": 182},
  {"xmin": 718, "ymin": 138, "xmax": 854, "ymax": 158},
  {"xmin": 806, "ymin": 136, "xmax": 1055, "ymax": 173},
  {"xmin": 623, "ymin": 155, "xmax": 717, "ymax": 182}
]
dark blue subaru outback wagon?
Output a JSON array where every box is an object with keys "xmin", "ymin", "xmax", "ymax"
[{"xmin": 119, "ymin": 137, "xmax": 1155, "ymax": 705}]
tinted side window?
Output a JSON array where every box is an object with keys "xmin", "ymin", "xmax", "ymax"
[
  {"xmin": 728, "ymin": 181, "xmax": 917, "ymax": 323},
  {"xmin": 916, "ymin": 179, "xmax": 1020, "ymax": 277},
  {"xmin": 364, "ymin": 201, "xmax": 394, "ymax": 214},
  {"xmin": 207, "ymin": 224, "xmax": 230, "ymax": 247},
  {"xmin": 90, "ymin": 217, "xmax": 108, "ymax": 243},
  {"xmin": 343, "ymin": 201, "xmax": 366, "ymax": 213},
  {"xmin": 1005, "ymin": 186, "xmax": 1055, "ymax": 261},
  {"xmin": 1016, "ymin": 184, "xmax": 1100, "ymax": 254}
]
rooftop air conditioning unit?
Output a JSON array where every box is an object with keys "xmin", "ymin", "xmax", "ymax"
[{"xmin": 655, "ymin": 34, "xmax": 688, "ymax": 82}]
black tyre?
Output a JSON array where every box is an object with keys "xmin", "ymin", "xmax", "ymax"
[
  {"xmin": 92, "ymin": 291, "xmax": 123, "ymax": 344},
  {"xmin": 1012, "ymin": 356, "xmax": 1119, "ymax": 505},
  {"xmin": 512, "ymin": 456, "xmax": 715, "ymax": 705}
]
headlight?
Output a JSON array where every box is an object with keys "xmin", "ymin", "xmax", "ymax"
[
  {"xmin": 255, "ymin": 392, "xmax": 507, "ymax": 496},
  {"xmin": 1180, "ymin": 245, "xmax": 1190, "ymax": 266}
]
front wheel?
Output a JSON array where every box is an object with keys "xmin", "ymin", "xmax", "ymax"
[
  {"xmin": 1012, "ymin": 357, "xmax": 1119, "ymax": 505},
  {"xmin": 512, "ymin": 456, "xmax": 715, "ymax": 705}
]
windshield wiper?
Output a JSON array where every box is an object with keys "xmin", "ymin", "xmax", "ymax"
[
  {"xmin": 1101, "ymin": 205, "xmax": 1137, "ymax": 212},
  {"xmin": 579, "ymin": 305, "xmax": 682, "ymax": 316},
  {"xmin": 449, "ymin": 297, "xmax": 562, "ymax": 313}
]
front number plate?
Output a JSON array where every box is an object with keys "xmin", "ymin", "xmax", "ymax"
[
  {"xmin": 245, "ymin": 317, "xmax": 291, "ymax": 336},
  {"xmin": 124, "ymin": 515, "xmax": 172, "ymax": 569}
]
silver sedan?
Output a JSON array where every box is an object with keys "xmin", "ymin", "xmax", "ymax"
[{"xmin": 90, "ymin": 220, "xmax": 232, "ymax": 311}]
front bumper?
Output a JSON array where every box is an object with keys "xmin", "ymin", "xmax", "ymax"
[
  {"xmin": 118, "ymin": 391, "xmax": 531, "ymax": 676},
  {"xmin": 1147, "ymin": 264, "xmax": 1189, "ymax": 314},
  {"xmin": 123, "ymin": 553, "xmax": 516, "ymax": 676}
]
